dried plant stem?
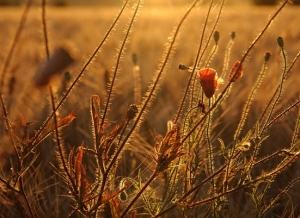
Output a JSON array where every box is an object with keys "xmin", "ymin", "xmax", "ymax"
[
  {"xmin": 264, "ymin": 98, "xmax": 300, "ymax": 131},
  {"xmin": 0, "ymin": 89, "xmax": 34, "ymax": 218},
  {"xmin": 187, "ymin": 152, "xmax": 299, "ymax": 208},
  {"xmin": 254, "ymin": 138, "xmax": 300, "ymax": 214},
  {"xmin": 183, "ymin": 0, "xmax": 289, "ymax": 143},
  {"xmin": 259, "ymin": 49, "xmax": 300, "ymax": 126},
  {"xmin": 291, "ymin": 105, "xmax": 300, "ymax": 148},
  {"xmin": 261, "ymin": 45, "xmax": 287, "ymax": 134},
  {"xmin": 206, "ymin": 99, "xmax": 216, "ymax": 216},
  {"xmin": 175, "ymin": 0, "xmax": 214, "ymax": 123},
  {"xmin": 187, "ymin": 154, "xmax": 298, "ymax": 208},
  {"xmin": 92, "ymin": 1, "xmax": 142, "ymax": 210},
  {"xmin": 48, "ymin": 86, "xmax": 78, "ymax": 198},
  {"xmin": 120, "ymin": 169, "xmax": 158, "ymax": 218},
  {"xmin": 0, "ymin": 0, "xmax": 33, "ymax": 90},
  {"xmin": 154, "ymin": 152, "xmax": 241, "ymax": 217},
  {"xmin": 93, "ymin": 119, "xmax": 130, "ymax": 210},
  {"xmin": 234, "ymin": 57, "xmax": 268, "ymax": 141},
  {"xmin": 101, "ymin": 0, "xmax": 141, "ymax": 125},
  {"xmin": 42, "ymin": 0, "xmax": 50, "ymax": 59},
  {"xmin": 220, "ymin": 36, "xmax": 235, "ymax": 79},
  {"xmin": 28, "ymin": 0, "xmax": 129, "ymax": 154},
  {"xmin": 205, "ymin": 41, "xmax": 218, "ymax": 68},
  {"xmin": 119, "ymin": 0, "xmax": 198, "ymax": 174},
  {"xmin": 42, "ymin": 0, "xmax": 78, "ymax": 207}
]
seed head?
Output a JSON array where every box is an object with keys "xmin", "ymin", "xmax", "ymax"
[
  {"xmin": 277, "ymin": 37, "xmax": 284, "ymax": 48},
  {"xmin": 214, "ymin": 31, "xmax": 220, "ymax": 44},
  {"xmin": 126, "ymin": 104, "xmax": 138, "ymax": 120},
  {"xmin": 231, "ymin": 31, "xmax": 236, "ymax": 40}
]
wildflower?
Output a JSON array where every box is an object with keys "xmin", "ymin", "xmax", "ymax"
[
  {"xmin": 229, "ymin": 60, "xmax": 243, "ymax": 82},
  {"xmin": 199, "ymin": 68, "xmax": 224, "ymax": 98}
]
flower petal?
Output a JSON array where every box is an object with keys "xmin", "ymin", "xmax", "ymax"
[
  {"xmin": 199, "ymin": 68, "xmax": 217, "ymax": 98},
  {"xmin": 229, "ymin": 60, "xmax": 243, "ymax": 82}
]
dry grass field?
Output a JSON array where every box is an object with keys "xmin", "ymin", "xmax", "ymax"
[{"xmin": 0, "ymin": 1, "xmax": 300, "ymax": 217}]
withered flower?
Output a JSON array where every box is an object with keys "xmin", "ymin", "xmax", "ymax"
[
  {"xmin": 229, "ymin": 60, "xmax": 243, "ymax": 82},
  {"xmin": 153, "ymin": 126, "xmax": 184, "ymax": 173},
  {"xmin": 199, "ymin": 68, "xmax": 223, "ymax": 98},
  {"xmin": 126, "ymin": 104, "xmax": 138, "ymax": 121}
]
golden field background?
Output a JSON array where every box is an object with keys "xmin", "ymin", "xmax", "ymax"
[
  {"xmin": 1, "ymin": 4, "xmax": 299, "ymax": 141},
  {"xmin": 0, "ymin": 2, "xmax": 300, "ymax": 217}
]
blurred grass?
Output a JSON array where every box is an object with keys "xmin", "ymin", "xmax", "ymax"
[
  {"xmin": 0, "ymin": 4, "xmax": 299, "ymax": 216},
  {"xmin": 1, "ymin": 4, "xmax": 299, "ymax": 131}
]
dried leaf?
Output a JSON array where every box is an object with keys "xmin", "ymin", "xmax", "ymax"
[
  {"xmin": 90, "ymin": 95, "xmax": 101, "ymax": 147},
  {"xmin": 75, "ymin": 142, "xmax": 84, "ymax": 189},
  {"xmin": 79, "ymin": 164, "xmax": 88, "ymax": 202},
  {"xmin": 68, "ymin": 147, "xmax": 74, "ymax": 177},
  {"xmin": 40, "ymin": 108, "xmax": 78, "ymax": 141},
  {"xmin": 57, "ymin": 108, "xmax": 79, "ymax": 128}
]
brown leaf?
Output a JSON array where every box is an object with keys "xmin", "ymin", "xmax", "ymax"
[
  {"xmin": 79, "ymin": 164, "xmax": 88, "ymax": 202},
  {"xmin": 75, "ymin": 142, "xmax": 84, "ymax": 189},
  {"xmin": 90, "ymin": 95, "xmax": 101, "ymax": 146},
  {"xmin": 57, "ymin": 108, "xmax": 79, "ymax": 128},
  {"xmin": 40, "ymin": 108, "xmax": 79, "ymax": 141},
  {"xmin": 68, "ymin": 147, "xmax": 74, "ymax": 177}
]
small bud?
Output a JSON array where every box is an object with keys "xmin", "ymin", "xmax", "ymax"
[
  {"xmin": 231, "ymin": 31, "xmax": 236, "ymax": 40},
  {"xmin": 277, "ymin": 37, "xmax": 284, "ymax": 48},
  {"xmin": 264, "ymin": 51, "xmax": 272, "ymax": 62},
  {"xmin": 64, "ymin": 71, "xmax": 71, "ymax": 81},
  {"xmin": 214, "ymin": 31, "xmax": 220, "ymax": 44},
  {"xmin": 178, "ymin": 64, "xmax": 189, "ymax": 70},
  {"xmin": 132, "ymin": 53, "xmax": 138, "ymax": 65},
  {"xmin": 126, "ymin": 104, "xmax": 138, "ymax": 120}
]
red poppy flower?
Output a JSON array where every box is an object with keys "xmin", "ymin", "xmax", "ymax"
[
  {"xmin": 229, "ymin": 60, "xmax": 243, "ymax": 82},
  {"xmin": 199, "ymin": 68, "xmax": 223, "ymax": 98}
]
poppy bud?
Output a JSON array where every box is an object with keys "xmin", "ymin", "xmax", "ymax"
[
  {"xmin": 277, "ymin": 37, "xmax": 284, "ymax": 48},
  {"xmin": 231, "ymin": 32, "xmax": 236, "ymax": 40},
  {"xmin": 214, "ymin": 31, "xmax": 220, "ymax": 44},
  {"xmin": 229, "ymin": 60, "xmax": 243, "ymax": 82},
  {"xmin": 265, "ymin": 51, "xmax": 271, "ymax": 62}
]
